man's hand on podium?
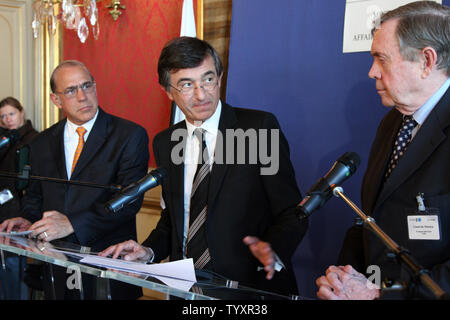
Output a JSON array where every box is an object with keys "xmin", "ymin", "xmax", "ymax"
[
  {"xmin": 29, "ymin": 210, "xmax": 74, "ymax": 241},
  {"xmin": 99, "ymin": 239, "xmax": 153, "ymax": 263},
  {"xmin": 0, "ymin": 217, "xmax": 31, "ymax": 233}
]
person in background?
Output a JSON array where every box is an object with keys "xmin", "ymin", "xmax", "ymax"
[{"xmin": 0, "ymin": 97, "xmax": 39, "ymax": 299}]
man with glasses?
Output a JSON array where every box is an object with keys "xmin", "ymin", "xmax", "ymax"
[
  {"xmin": 0, "ymin": 60, "xmax": 149, "ymax": 299},
  {"xmin": 101, "ymin": 37, "xmax": 308, "ymax": 297}
]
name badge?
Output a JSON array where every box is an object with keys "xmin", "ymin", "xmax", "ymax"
[{"xmin": 407, "ymin": 215, "xmax": 440, "ymax": 240}]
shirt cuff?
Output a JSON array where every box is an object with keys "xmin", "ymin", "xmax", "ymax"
[
  {"xmin": 145, "ymin": 247, "xmax": 155, "ymax": 264},
  {"xmin": 273, "ymin": 252, "xmax": 285, "ymax": 272}
]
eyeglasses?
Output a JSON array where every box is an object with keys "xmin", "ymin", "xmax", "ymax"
[
  {"xmin": 0, "ymin": 110, "xmax": 19, "ymax": 121},
  {"xmin": 170, "ymin": 77, "xmax": 218, "ymax": 96},
  {"xmin": 54, "ymin": 81, "xmax": 96, "ymax": 99}
]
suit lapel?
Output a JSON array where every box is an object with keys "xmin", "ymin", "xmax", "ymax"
[
  {"xmin": 375, "ymin": 88, "xmax": 450, "ymax": 211},
  {"xmin": 71, "ymin": 108, "xmax": 108, "ymax": 179},
  {"xmin": 50, "ymin": 119, "xmax": 68, "ymax": 180},
  {"xmin": 363, "ymin": 112, "xmax": 402, "ymax": 214},
  {"xmin": 166, "ymin": 122, "xmax": 187, "ymax": 242},
  {"xmin": 207, "ymin": 104, "xmax": 236, "ymax": 211}
]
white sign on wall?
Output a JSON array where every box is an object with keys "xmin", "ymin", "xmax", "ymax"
[{"xmin": 343, "ymin": 0, "xmax": 442, "ymax": 53}]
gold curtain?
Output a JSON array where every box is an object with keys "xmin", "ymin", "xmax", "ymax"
[{"xmin": 202, "ymin": 0, "xmax": 232, "ymax": 100}]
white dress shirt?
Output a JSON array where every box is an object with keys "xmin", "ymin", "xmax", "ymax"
[
  {"xmin": 411, "ymin": 77, "xmax": 450, "ymax": 139},
  {"xmin": 64, "ymin": 109, "xmax": 99, "ymax": 179}
]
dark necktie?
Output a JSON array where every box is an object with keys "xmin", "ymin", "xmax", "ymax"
[
  {"xmin": 385, "ymin": 115, "xmax": 417, "ymax": 181},
  {"xmin": 186, "ymin": 128, "xmax": 212, "ymax": 270}
]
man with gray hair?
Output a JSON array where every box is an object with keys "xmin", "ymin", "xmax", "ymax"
[{"xmin": 316, "ymin": 1, "xmax": 449, "ymax": 299}]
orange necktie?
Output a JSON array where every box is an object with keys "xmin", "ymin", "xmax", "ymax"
[{"xmin": 71, "ymin": 127, "xmax": 86, "ymax": 174}]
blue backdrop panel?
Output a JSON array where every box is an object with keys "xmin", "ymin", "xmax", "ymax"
[{"xmin": 226, "ymin": 0, "xmax": 450, "ymax": 298}]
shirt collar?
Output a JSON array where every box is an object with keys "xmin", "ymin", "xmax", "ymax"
[
  {"xmin": 412, "ymin": 77, "xmax": 450, "ymax": 125},
  {"xmin": 66, "ymin": 108, "xmax": 99, "ymax": 138},
  {"xmin": 186, "ymin": 100, "xmax": 222, "ymax": 138}
]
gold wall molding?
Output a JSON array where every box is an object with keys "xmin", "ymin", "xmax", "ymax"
[
  {"xmin": 37, "ymin": 15, "xmax": 61, "ymax": 130},
  {"xmin": 196, "ymin": 0, "xmax": 204, "ymax": 39},
  {"xmin": 202, "ymin": 0, "xmax": 232, "ymax": 99}
]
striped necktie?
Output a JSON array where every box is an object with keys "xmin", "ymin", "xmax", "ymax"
[{"xmin": 186, "ymin": 128, "xmax": 212, "ymax": 270}]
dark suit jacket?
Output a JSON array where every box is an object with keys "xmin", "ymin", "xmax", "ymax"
[
  {"xmin": 0, "ymin": 120, "xmax": 38, "ymax": 222},
  {"xmin": 339, "ymin": 88, "xmax": 450, "ymax": 299},
  {"xmin": 143, "ymin": 103, "xmax": 308, "ymax": 296},
  {"xmin": 21, "ymin": 107, "xmax": 149, "ymax": 299},
  {"xmin": 22, "ymin": 107, "xmax": 150, "ymax": 252}
]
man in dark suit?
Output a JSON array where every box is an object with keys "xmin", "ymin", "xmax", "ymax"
[
  {"xmin": 101, "ymin": 37, "xmax": 308, "ymax": 296},
  {"xmin": 316, "ymin": 1, "xmax": 450, "ymax": 300},
  {"xmin": 0, "ymin": 60, "xmax": 149, "ymax": 299}
]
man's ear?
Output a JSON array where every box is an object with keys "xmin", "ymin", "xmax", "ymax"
[
  {"xmin": 217, "ymin": 72, "xmax": 224, "ymax": 88},
  {"xmin": 50, "ymin": 93, "xmax": 62, "ymax": 109},
  {"xmin": 160, "ymin": 85, "xmax": 174, "ymax": 101},
  {"xmin": 421, "ymin": 46, "xmax": 438, "ymax": 78}
]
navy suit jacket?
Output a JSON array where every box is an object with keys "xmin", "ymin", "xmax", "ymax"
[{"xmin": 339, "ymin": 88, "xmax": 450, "ymax": 299}]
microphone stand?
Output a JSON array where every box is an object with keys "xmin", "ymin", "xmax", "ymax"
[
  {"xmin": 331, "ymin": 185, "xmax": 448, "ymax": 300},
  {"xmin": 0, "ymin": 165, "xmax": 122, "ymax": 192}
]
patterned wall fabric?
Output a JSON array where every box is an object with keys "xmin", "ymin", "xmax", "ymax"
[
  {"xmin": 203, "ymin": 0, "xmax": 233, "ymax": 99},
  {"xmin": 63, "ymin": 1, "xmax": 183, "ymax": 167},
  {"xmin": 62, "ymin": 0, "xmax": 233, "ymax": 166}
]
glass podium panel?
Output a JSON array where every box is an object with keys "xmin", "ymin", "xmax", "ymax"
[{"xmin": 0, "ymin": 235, "xmax": 301, "ymax": 300}]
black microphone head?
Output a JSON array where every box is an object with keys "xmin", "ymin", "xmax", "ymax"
[
  {"xmin": 337, "ymin": 152, "xmax": 360, "ymax": 175},
  {"xmin": 105, "ymin": 167, "xmax": 168, "ymax": 214},
  {"xmin": 150, "ymin": 167, "xmax": 168, "ymax": 181}
]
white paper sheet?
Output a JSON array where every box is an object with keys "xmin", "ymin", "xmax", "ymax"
[
  {"xmin": 80, "ymin": 255, "xmax": 197, "ymax": 291},
  {"xmin": 0, "ymin": 230, "xmax": 33, "ymax": 237}
]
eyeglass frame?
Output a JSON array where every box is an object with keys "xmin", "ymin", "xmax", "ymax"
[
  {"xmin": 169, "ymin": 76, "xmax": 219, "ymax": 96},
  {"xmin": 53, "ymin": 81, "xmax": 96, "ymax": 99}
]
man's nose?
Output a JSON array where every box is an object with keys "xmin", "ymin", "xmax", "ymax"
[
  {"xmin": 193, "ymin": 85, "xmax": 207, "ymax": 99},
  {"xmin": 368, "ymin": 62, "xmax": 380, "ymax": 79},
  {"xmin": 76, "ymin": 86, "xmax": 88, "ymax": 100}
]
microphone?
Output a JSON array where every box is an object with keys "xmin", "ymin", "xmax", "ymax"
[
  {"xmin": 105, "ymin": 167, "xmax": 168, "ymax": 213},
  {"xmin": 297, "ymin": 152, "xmax": 360, "ymax": 218},
  {"xmin": 0, "ymin": 130, "xmax": 19, "ymax": 151}
]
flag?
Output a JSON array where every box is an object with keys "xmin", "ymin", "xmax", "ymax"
[
  {"xmin": 180, "ymin": 0, "xmax": 197, "ymax": 37},
  {"xmin": 172, "ymin": 0, "xmax": 197, "ymax": 124}
]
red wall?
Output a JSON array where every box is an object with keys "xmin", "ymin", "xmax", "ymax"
[{"xmin": 63, "ymin": 0, "xmax": 187, "ymax": 167}]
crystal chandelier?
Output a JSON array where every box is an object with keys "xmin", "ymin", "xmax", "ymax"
[{"xmin": 32, "ymin": 0, "xmax": 100, "ymax": 43}]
